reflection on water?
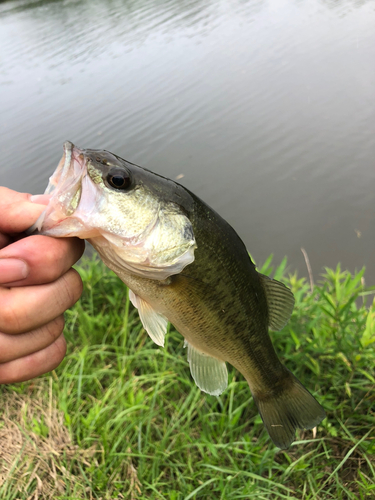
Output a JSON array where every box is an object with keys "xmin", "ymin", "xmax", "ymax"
[{"xmin": 1, "ymin": 0, "xmax": 374, "ymax": 282}]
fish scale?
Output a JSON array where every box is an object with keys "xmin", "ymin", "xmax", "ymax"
[{"xmin": 29, "ymin": 141, "xmax": 326, "ymax": 449}]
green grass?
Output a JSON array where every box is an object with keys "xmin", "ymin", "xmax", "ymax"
[{"xmin": 1, "ymin": 255, "xmax": 374, "ymax": 499}]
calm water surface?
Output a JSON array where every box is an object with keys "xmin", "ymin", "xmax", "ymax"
[{"xmin": 1, "ymin": 0, "xmax": 374, "ymax": 282}]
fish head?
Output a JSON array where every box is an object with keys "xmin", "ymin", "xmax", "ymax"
[{"xmin": 30, "ymin": 141, "xmax": 197, "ymax": 280}]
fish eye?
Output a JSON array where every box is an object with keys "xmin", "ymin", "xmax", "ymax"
[{"xmin": 106, "ymin": 168, "xmax": 131, "ymax": 190}]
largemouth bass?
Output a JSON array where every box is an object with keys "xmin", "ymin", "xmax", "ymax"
[{"xmin": 30, "ymin": 141, "xmax": 325, "ymax": 449}]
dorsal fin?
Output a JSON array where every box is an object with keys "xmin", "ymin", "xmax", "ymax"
[{"xmin": 259, "ymin": 274, "xmax": 295, "ymax": 331}]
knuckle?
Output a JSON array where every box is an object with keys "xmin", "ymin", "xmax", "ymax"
[
  {"xmin": 38, "ymin": 236, "xmax": 84, "ymax": 274},
  {"xmin": 31, "ymin": 236, "xmax": 64, "ymax": 281},
  {"xmin": 60, "ymin": 268, "xmax": 83, "ymax": 307},
  {"xmin": 0, "ymin": 365, "xmax": 14, "ymax": 384},
  {"xmin": 0, "ymin": 334, "xmax": 67, "ymax": 384},
  {"xmin": 41, "ymin": 239, "xmax": 62, "ymax": 266},
  {"xmin": 0, "ymin": 334, "xmax": 9, "ymax": 363},
  {"xmin": 50, "ymin": 334, "xmax": 67, "ymax": 369},
  {"xmin": 0, "ymin": 298, "xmax": 21, "ymax": 334},
  {"xmin": 45, "ymin": 315, "xmax": 65, "ymax": 342}
]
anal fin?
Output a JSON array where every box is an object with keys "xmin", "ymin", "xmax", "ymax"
[
  {"xmin": 129, "ymin": 289, "xmax": 168, "ymax": 347},
  {"xmin": 186, "ymin": 342, "xmax": 228, "ymax": 396}
]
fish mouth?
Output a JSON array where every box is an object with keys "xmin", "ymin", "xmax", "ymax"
[
  {"xmin": 45, "ymin": 141, "xmax": 75, "ymax": 195},
  {"xmin": 46, "ymin": 141, "xmax": 82, "ymax": 196},
  {"xmin": 28, "ymin": 141, "xmax": 87, "ymax": 235}
]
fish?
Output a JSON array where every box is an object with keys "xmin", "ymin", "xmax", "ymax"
[{"xmin": 29, "ymin": 141, "xmax": 325, "ymax": 449}]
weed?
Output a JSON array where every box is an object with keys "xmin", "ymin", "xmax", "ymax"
[{"xmin": 1, "ymin": 255, "xmax": 374, "ymax": 499}]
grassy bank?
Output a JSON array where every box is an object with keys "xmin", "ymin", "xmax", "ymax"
[{"xmin": 0, "ymin": 255, "xmax": 374, "ymax": 499}]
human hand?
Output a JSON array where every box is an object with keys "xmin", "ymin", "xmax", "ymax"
[{"xmin": 0, "ymin": 187, "xmax": 84, "ymax": 384}]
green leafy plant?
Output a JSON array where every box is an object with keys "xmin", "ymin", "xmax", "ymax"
[{"xmin": 1, "ymin": 255, "xmax": 374, "ymax": 499}]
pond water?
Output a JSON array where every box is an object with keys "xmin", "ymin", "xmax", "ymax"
[{"xmin": 1, "ymin": 0, "xmax": 374, "ymax": 283}]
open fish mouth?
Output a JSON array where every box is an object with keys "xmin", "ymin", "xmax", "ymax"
[
  {"xmin": 28, "ymin": 141, "xmax": 88, "ymax": 235},
  {"xmin": 28, "ymin": 141, "xmax": 197, "ymax": 279},
  {"xmin": 45, "ymin": 140, "xmax": 75, "ymax": 196}
]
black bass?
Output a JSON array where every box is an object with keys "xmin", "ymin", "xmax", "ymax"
[{"xmin": 30, "ymin": 141, "xmax": 325, "ymax": 449}]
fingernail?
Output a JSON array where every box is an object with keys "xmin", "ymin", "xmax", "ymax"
[
  {"xmin": 30, "ymin": 194, "xmax": 45, "ymax": 203},
  {"xmin": 30, "ymin": 194, "xmax": 51, "ymax": 205},
  {"xmin": 0, "ymin": 259, "xmax": 29, "ymax": 284}
]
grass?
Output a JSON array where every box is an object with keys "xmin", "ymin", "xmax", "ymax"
[{"xmin": 0, "ymin": 254, "xmax": 374, "ymax": 499}]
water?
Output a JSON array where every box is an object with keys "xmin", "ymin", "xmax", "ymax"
[{"xmin": 1, "ymin": 0, "xmax": 374, "ymax": 283}]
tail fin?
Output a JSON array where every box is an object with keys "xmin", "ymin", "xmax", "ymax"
[{"xmin": 252, "ymin": 372, "xmax": 325, "ymax": 449}]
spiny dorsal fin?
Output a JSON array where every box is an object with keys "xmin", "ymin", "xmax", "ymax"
[
  {"xmin": 260, "ymin": 274, "xmax": 295, "ymax": 331},
  {"xmin": 128, "ymin": 289, "xmax": 168, "ymax": 347},
  {"xmin": 186, "ymin": 342, "xmax": 228, "ymax": 396}
]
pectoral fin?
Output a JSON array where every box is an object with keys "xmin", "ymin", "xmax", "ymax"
[
  {"xmin": 260, "ymin": 274, "xmax": 295, "ymax": 331},
  {"xmin": 129, "ymin": 290, "xmax": 168, "ymax": 347},
  {"xmin": 186, "ymin": 342, "xmax": 228, "ymax": 396}
]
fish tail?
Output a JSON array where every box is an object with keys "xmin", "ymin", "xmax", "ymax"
[{"xmin": 251, "ymin": 371, "xmax": 325, "ymax": 449}]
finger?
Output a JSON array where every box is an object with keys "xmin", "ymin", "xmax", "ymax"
[
  {"xmin": 0, "ymin": 315, "xmax": 65, "ymax": 363},
  {"xmin": 0, "ymin": 187, "xmax": 49, "ymax": 234},
  {"xmin": 0, "ymin": 268, "xmax": 83, "ymax": 335},
  {"xmin": 0, "ymin": 333, "xmax": 67, "ymax": 384},
  {"xmin": 0, "ymin": 235, "xmax": 85, "ymax": 286}
]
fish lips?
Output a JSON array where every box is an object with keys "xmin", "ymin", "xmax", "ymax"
[{"xmin": 28, "ymin": 141, "xmax": 99, "ymax": 238}]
